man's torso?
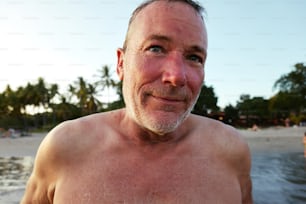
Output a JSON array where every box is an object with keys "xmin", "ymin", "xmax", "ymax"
[{"xmin": 51, "ymin": 115, "xmax": 242, "ymax": 203}]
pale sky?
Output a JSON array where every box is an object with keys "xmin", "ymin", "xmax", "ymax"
[{"xmin": 0, "ymin": 0, "xmax": 305, "ymax": 108}]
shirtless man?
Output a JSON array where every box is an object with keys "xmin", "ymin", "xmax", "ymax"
[{"xmin": 21, "ymin": 0, "xmax": 253, "ymax": 203}]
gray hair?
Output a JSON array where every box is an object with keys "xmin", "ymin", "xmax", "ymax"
[{"xmin": 122, "ymin": 0, "xmax": 206, "ymax": 51}]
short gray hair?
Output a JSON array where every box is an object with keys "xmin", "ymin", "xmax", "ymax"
[{"xmin": 122, "ymin": 0, "xmax": 206, "ymax": 51}]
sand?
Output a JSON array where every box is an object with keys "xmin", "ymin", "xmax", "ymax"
[
  {"xmin": 240, "ymin": 126, "xmax": 305, "ymax": 154},
  {"xmin": 0, "ymin": 133, "xmax": 45, "ymax": 203},
  {"xmin": 0, "ymin": 126, "xmax": 305, "ymax": 203},
  {"xmin": 0, "ymin": 133, "xmax": 45, "ymax": 157},
  {"xmin": 1, "ymin": 127, "xmax": 304, "ymax": 157}
]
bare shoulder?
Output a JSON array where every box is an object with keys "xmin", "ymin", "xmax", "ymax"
[
  {"xmin": 21, "ymin": 110, "xmax": 122, "ymax": 203},
  {"xmin": 190, "ymin": 114, "xmax": 250, "ymax": 160},
  {"xmin": 192, "ymin": 115, "xmax": 248, "ymax": 149},
  {"xmin": 190, "ymin": 115, "xmax": 253, "ymax": 203},
  {"xmin": 43, "ymin": 110, "xmax": 122, "ymax": 160}
]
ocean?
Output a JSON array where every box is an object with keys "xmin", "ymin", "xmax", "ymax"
[{"xmin": 251, "ymin": 152, "xmax": 306, "ymax": 204}]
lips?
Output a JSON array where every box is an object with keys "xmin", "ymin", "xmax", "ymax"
[
  {"xmin": 141, "ymin": 85, "xmax": 190, "ymax": 110},
  {"xmin": 152, "ymin": 95, "xmax": 185, "ymax": 102},
  {"xmin": 145, "ymin": 86, "xmax": 188, "ymax": 101}
]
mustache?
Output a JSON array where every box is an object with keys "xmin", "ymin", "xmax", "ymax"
[{"xmin": 144, "ymin": 86, "xmax": 189, "ymax": 101}]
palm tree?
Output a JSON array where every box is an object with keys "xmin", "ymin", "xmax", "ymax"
[
  {"xmin": 1, "ymin": 85, "xmax": 25, "ymax": 128},
  {"xmin": 95, "ymin": 65, "xmax": 116, "ymax": 107},
  {"xmin": 35, "ymin": 77, "xmax": 49, "ymax": 108},
  {"xmin": 73, "ymin": 77, "xmax": 89, "ymax": 110},
  {"xmin": 107, "ymin": 80, "xmax": 125, "ymax": 110},
  {"xmin": 23, "ymin": 83, "xmax": 37, "ymax": 107},
  {"xmin": 3, "ymin": 85, "xmax": 20, "ymax": 116},
  {"xmin": 85, "ymin": 84, "xmax": 101, "ymax": 114},
  {"xmin": 52, "ymin": 94, "xmax": 81, "ymax": 121},
  {"xmin": 0, "ymin": 92, "xmax": 8, "ymax": 115},
  {"xmin": 69, "ymin": 77, "xmax": 100, "ymax": 115}
]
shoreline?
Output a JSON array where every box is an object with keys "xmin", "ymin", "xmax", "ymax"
[
  {"xmin": 239, "ymin": 126, "xmax": 305, "ymax": 154},
  {"xmin": 0, "ymin": 126, "xmax": 305, "ymax": 157}
]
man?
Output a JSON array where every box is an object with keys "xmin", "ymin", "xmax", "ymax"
[
  {"xmin": 303, "ymin": 132, "xmax": 306, "ymax": 157},
  {"xmin": 21, "ymin": 0, "xmax": 253, "ymax": 203}
]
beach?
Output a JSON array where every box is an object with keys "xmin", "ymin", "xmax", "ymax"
[
  {"xmin": 240, "ymin": 126, "xmax": 305, "ymax": 153},
  {"xmin": 0, "ymin": 133, "xmax": 45, "ymax": 204},
  {"xmin": 0, "ymin": 127, "xmax": 305, "ymax": 203}
]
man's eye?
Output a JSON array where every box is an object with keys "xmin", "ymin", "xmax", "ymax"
[
  {"xmin": 187, "ymin": 55, "xmax": 203, "ymax": 64},
  {"xmin": 148, "ymin": 45, "xmax": 163, "ymax": 53}
]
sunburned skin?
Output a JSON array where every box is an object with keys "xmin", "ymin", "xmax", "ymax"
[
  {"xmin": 21, "ymin": 1, "xmax": 252, "ymax": 203},
  {"xmin": 22, "ymin": 110, "xmax": 251, "ymax": 203}
]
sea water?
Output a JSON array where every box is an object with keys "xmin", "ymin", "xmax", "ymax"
[
  {"xmin": 251, "ymin": 152, "xmax": 306, "ymax": 204},
  {"xmin": 0, "ymin": 153, "xmax": 306, "ymax": 203}
]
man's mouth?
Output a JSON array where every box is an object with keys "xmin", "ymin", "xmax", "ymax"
[{"xmin": 152, "ymin": 95, "xmax": 184, "ymax": 102}]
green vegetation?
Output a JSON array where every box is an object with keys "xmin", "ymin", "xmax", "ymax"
[
  {"xmin": 222, "ymin": 63, "xmax": 306, "ymax": 127},
  {"xmin": 0, "ymin": 66, "xmax": 124, "ymax": 131},
  {"xmin": 0, "ymin": 63, "xmax": 305, "ymax": 131}
]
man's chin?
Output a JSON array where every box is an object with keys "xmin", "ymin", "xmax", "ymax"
[{"xmin": 142, "ymin": 112, "xmax": 188, "ymax": 135}]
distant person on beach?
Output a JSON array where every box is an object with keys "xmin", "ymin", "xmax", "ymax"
[
  {"xmin": 249, "ymin": 124, "xmax": 259, "ymax": 131},
  {"xmin": 285, "ymin": 118, "xmax": 290, "ymax": 127},
  {"xmin": 21, "ymin": 0, "xmax": 252, "ymax": 203},
  {"xmin": 303, "ymin": 132, "xmax": 306, "ymax": 157},
  {"xmin": 0, "ymin": 128, "xmax": 16, "ymax": 138}
]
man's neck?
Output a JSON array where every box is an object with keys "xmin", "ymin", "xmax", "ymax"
[{"xmin": 118, "ymin": 109, "xmax": 189, "ymax": 146}]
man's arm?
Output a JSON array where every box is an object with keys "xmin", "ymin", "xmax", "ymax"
[
  {"xmin": 239, "ymin": 146, "xmax": 253, "ymax": 204},
  {"xmin": 21, "ymin": 122, "xmax": 71, "ymax": 203},
  {"xmin": 232, "ymin": 130, "xmax": 253, "ymax": 204},
  {"xmin": 220, "ymin": 125, "xmax": 253, "ymax": 204},
  {"xmin": 21, "ymin": 136, "xmax": 56, "ymax": 203}
]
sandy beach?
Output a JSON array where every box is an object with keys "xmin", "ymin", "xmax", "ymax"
[
  {"xmin": 1, "ymin": 126, "xmax": 304, "ymax": 157},
  {"xmin": 0, "ymin": 133, "xmax": 45, "ymax": 204},
  {"xmin": 0, "ymin": 126, "xmax": 305, "ymax": 203},
  {"xmin": 240, "ymin": 126, "xmax": 305, "ymax": 154}
]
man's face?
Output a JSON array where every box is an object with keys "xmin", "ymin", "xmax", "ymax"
[{"xmin": 117, "ymin": 1, "xmax": 208, "ymax": 135}]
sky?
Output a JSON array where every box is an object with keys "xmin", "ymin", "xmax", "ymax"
[{"xmin": 0, "ymin": 0, "xmax": 305, "ymax": 108}]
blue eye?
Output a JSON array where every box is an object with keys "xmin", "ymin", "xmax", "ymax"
[
  {"xmin": 187, "ymin": 55, "xmax": 203, "ymax": 64},
  {"xmin": 148, "ymin": 45, "xmax": 163, "ymax": 53}
]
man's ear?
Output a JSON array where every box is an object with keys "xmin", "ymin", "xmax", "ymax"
[{"xmin": 116, "ymin": 48, "xmax": 124, "ymax": 80}]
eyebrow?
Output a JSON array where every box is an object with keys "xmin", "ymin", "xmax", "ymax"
[
  {"xmin": 146, "ymin": 34, "xmax": 207, "ymax": 56},
  {"xmin": 187, "ymin": 45, "xmax": 206, "ymax": 55}
]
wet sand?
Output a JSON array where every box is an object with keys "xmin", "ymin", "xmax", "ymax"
[
  {"xmin": 0, "ymin": 133, "xmax": 45, "ymax": 203},
  {"xmin": 241, "ymin": 126, "xmax": 305, "ymax": 154},
  {"xmin": 0, "ymin": 127, "xmax": 305, "ymax": 203}
]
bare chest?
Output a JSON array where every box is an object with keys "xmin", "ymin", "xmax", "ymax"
[{"xmin": 53, "ymin": 153, "xmax": 241, "ymax": 203}]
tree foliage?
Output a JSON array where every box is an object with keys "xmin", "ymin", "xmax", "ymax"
[
  {"xmin": 236, "ymin": 95, "xmax": 269, "ymax": 126},
  {"xmin": 1, "ymin": 62, "xmax": 305, "ymax": 130},
  {"xmin": 224, "ymin": 104, "xmax": 239, "ymax": 125},
  {"xmin": 274, "ymin": 63, "xmax": 306, "ymax": 94},
  {"xmin": 192, "ymin": 84, "xmax": 219, "ymax": 116},
  {"xmin": 68, "ymin": 77, "xmax": 101, "ymax": 115},
  {"xmin": 273, "ymin": 63, "xmax": 306, "ymax": 115}
]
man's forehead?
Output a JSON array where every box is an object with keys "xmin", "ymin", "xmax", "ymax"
[
  {"xmin": 134, "ymin": 3, "xmax": 205, "ymax": 31},
  {"xmin": 132, "ymin": 1, "xmax": 203, "ymax": 24},
  {"xmin": 126, "ymin": 1, "xmax": 207, "ymax": 51}
]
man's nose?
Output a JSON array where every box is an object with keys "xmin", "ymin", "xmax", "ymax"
[{"xmin": 161, "ymin": 52, "xmax": 186, "ymax": 87}]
